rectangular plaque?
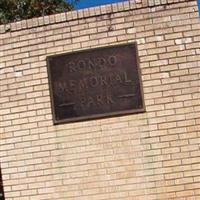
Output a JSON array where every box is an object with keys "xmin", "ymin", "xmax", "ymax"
[
  {"xmin": 0, "ymin": 168, "xmax": 4, "ymax": 200},
  {"xmin": 47, "ymin": 43, "xmax": 145, "ymax": 124}
]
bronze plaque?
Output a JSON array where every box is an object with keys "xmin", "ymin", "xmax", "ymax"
[
  {"xmin": 47, "ymin": 43, "xmax": 145, "ymax": 124},
  {"xmin": 0, "ymin": 168, "xmax": 4, "ymax": 200}
]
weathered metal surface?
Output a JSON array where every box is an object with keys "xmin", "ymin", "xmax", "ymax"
[
  {"xmin": 47, "ymin": 43, "xmax": 145, "ymax": 124},
  {"xmin": 0, "ymin": 168, "xmax": 4, "ymax": 200}
]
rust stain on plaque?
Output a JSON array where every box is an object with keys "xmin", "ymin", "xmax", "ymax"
[{"xmin": 47, "ymin": 43, "xmax": 145, "ymax": 124}]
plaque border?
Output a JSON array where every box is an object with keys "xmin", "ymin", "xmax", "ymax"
[{"xmin": 47, "ymin": 42, "xmax": 145, "ymax": 125}]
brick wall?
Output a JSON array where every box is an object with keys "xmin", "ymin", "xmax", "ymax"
[{"xmin": 0, "ymin": 0, "xmax": 200, "ymax": 199}]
